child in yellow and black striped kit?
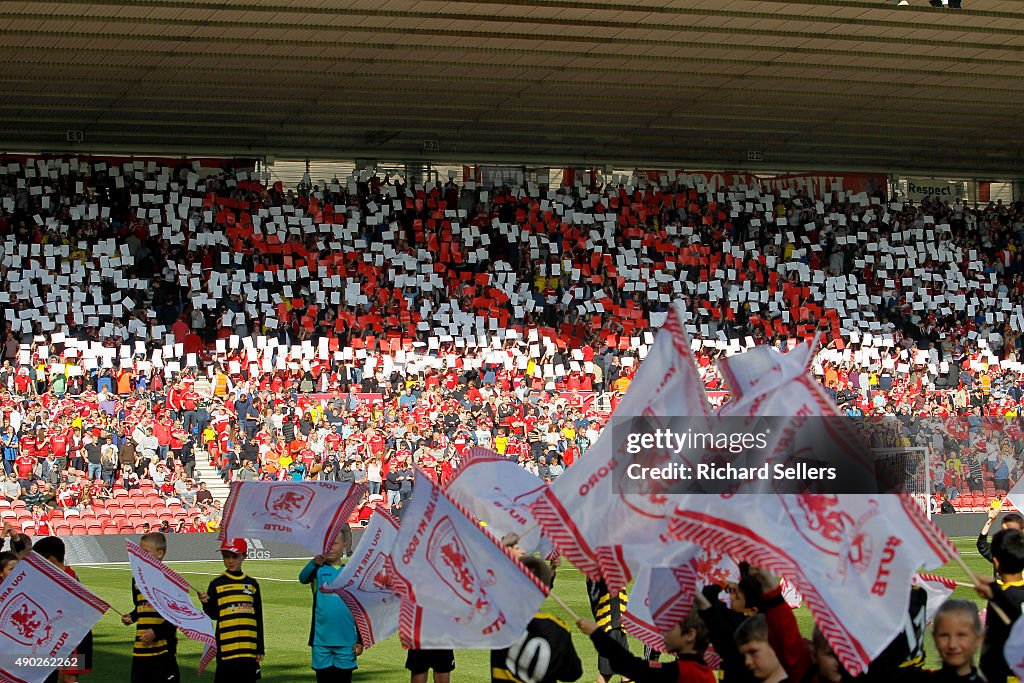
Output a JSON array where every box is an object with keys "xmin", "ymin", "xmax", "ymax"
[
  {"xmin": 122, "ymin": 532, "xmax": 180, "ymax": 683},
  {"xmin": 200, "ymin": 538, "xmax": 265, "ymax": 683}
]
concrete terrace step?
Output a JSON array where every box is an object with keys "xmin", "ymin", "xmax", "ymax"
[{"xmin": 192, "ymin": 454, "xmax": 232, "ymax": 503}]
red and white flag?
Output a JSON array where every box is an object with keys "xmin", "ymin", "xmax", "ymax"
[
  {"xmin": 530, "ymin": 301, "xmax": 710, "ymax": 582},
  {"xmin": 445, "ymin": 447, "xmax": 554, "ymax": 557},
  {"xmin": 913, "ymin": 573, "xmax": 956, "ymax": 624},
  {"xmin": 668, "ymin": 493, "xmax": 954, "ymax": 676},
  {"xmin": 622, "ymin": 558, "xmax": 698, "ymax": 652},
  {"xmin": 714, "ymin": 341, "xmax": 876, "ymax": 492},
  {"xmin": 391, "ymin": 469, "xmax": 550, "ymax": 650},
  {"xmin": 320, "ymin": 510, "xmax": 401, "ymax": 647},
  {"xmin": 692, "ymin": 547, "xmax": 740, "ymax": 588},
  {"xmin": 126, "ymin": 540, "xmax": 217, "ymax": 674},
  {"xmin": 718, "ymin": 336, "xmax": 818, "ymax": 410},
  {"xmin": 780, "ymin": 577, "xmax": 803, "ymax": 610},
  {"xmin": 219, "ymin": 480, "xmax": 365, "ymax": 555},
  {"xmin": 0, "ymin": 553, "xmax": 109, "ymax": 683}
]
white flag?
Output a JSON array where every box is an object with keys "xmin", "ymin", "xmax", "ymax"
[
  {"xmin": 622, "ymin": 561, "xmax": 698, "ymax": 653},
  {"xmin": 391, "ymin": 469, "xmax": 549, "ymax": 649},
  {"xmin": 1007, "ymin": 611, "xmax": 1024, "ymax": 679},
  {"xmin": 220, "ymin": 480, "xmax": 365, "ymax": 555},
  {"xmin": 0, "ymin": 553, "xmax": 109, "ymax": 683},
  {"xmin": 126, "ymin": 540, "xmax": 216, "ymax": 674},
  {"xmin": 913, "ymin": 573, "xmax": 956, "ymax": 624},
  {"xmin": 445, "ymin": 447, "xmax": 553, "ymax": 556},
  {"xmin": 718, "ymin": 335, "xmax": 818, "ymax": 410},
  {"xmin": 1007, "ymin": 474, "xmax": 1024, "ymax": 514},
  {"xmin": 320, "ymin": 510, "xmax": 400, "ymax": 647},
  {"xmin": 530, "ymin": 301, "xmax": 710, "ymax": 581},
  {"xmin": 669, "ymin": 493, "xmax": 954, "ymax": 676}
]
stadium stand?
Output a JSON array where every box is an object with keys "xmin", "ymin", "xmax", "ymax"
[{"xmin": 0, "ymin": 156, "xmax": 1022, "ymax": 533}]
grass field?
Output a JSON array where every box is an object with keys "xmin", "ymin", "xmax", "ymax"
[{"xmin": 73, "ymin": 537, "xmax": 989, "ymax": 682}]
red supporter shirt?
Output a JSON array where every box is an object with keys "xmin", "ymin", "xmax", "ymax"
[
  {"xmin": 50, "ymin": 433, "xmax": 68, "ymax": 459},
  {"xmin": 19, "ymin": 435, "xmax": 36, "ymax": 459},
  {"xmin": 16, "ymin": 454, "xmax": 35, "ymax": 478}
]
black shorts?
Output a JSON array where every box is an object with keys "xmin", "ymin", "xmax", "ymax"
[
  {"xmin": 131, "ymin": 653, "xmax": 181, "ymax": 683},
  {"xmin": 214, "ymin": 657, "xmax": 261, "ymax": 683},
  {"xmin": 405, "ymin": 649, "xmax": 456, "ymax": 674}
]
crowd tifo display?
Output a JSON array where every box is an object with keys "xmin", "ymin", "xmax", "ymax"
[{"xmin": 0, "ymin": 155, "xmax": 1021, "ymax": 536}]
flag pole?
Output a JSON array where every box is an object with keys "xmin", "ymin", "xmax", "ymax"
[
  {"xmin": 952, "ymin": 554, "xmax": 1010, "ymax": 625},
  {"xmin": 546, "ymin": 591, "xmax": 580, "ymax": 622}
]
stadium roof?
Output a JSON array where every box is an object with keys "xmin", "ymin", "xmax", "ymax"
[{"xmin": 1, "ymin": 0, "xmax": 1023, "ymax": 176}]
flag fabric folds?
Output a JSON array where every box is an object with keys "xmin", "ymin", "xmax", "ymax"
[
  {"xmin": 320, "ymin": 510, "xmax": 401, "ymax": 647},
  {"xmin": 668, "ymin": 493, "xmax": 954, "ymax": 676},
  {"xmin": 622, "ymin": 561, "xmax": 698, "ymax": 653},
  {"xmin": 445, "ymin": 446, "xmax": 553, "ymax": 557},
  {"xmin": 219, "ymin": 480, "xmax": 366, "ymax": 555},
  {"xmin": 0, "ymin": 553, "xmax": 109, "ymax": 683},
  {"xmin": 530, "ymin": 301, "xmax": 710, "ymax": 582},
  {"xmin": 126, "ymin": 540, "xmax": 217, "ymax": 674},
  {"xmin": 391, "ymin": 469, "xmax": 550, "ymax": 650}
]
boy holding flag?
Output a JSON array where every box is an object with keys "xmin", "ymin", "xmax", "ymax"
[
  {"xmin": 299, "ymin": 534, "xmax": 363, "ymax": 683},
  {"xmin": 121, "ymin": 532, "xmax": 179, "ymax": 683}
]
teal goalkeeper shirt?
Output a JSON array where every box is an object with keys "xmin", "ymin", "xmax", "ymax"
[{"xmin": 298, "ymin": 560, "xmax": 360, "ymax": 658}]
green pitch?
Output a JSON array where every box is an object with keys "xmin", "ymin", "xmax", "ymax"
[{"xmin": 74, "ymin": 537, "xmax": 989, "ymax": 682}]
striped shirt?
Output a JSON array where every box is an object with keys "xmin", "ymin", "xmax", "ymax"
[
  {"xmin": 129, "ymin": 579, "xmax": 178, "ymax": 658},
  {"xmin": 203, "ymin": 570, "xmax": 264, "ymax": 661}
]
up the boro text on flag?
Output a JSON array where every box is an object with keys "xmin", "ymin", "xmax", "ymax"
[
  {"xmin": 320, "ymin": 510, "xmax": 401, "ymax": 647},
  {"xmin": 529, "ymin": 300, "xmax": 712, "ymax": 586},
  {"xmin": 0, "ymin": 553, "xmax": 109, "ymax": 683},
  {"xmin": 390, "ymin": 469, "xmax": 550, "ymax": 650},
  {"xmin": 219, "ymin": 480, "xmax": 366, "ymax": 555},
  {"xmin": 126, "ymin": 540, "xmax": 217, "ymax": 674}
]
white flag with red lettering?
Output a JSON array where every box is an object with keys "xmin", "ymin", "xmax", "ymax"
[
  {"xmin": 530, "ymin": 301, "xmax": 710, "ymax": 582},
  {"xmin": 0, "ymin": 553, "xmax": 109, "ymax": 683},
  {"xmin": 126, "ymin": 540, "xmax": 216, "ymax": 674},
  {"xmin": 445, "ymin": 447, "xmax": 553, "ymax": 557},
  {"xmin": 390, "ymin": 469, "xmax": 550, "ymax": 649},
  {"xmin": 320, "ymin": 510, "xmax": 401, "ymax": 647},
  {"xmin": 219, "ymin": 480, "xmax": 365, "ymax": 555},
  {"xmin": 668, "ymin": 493, "xmax": 954, "ymax": 676}
]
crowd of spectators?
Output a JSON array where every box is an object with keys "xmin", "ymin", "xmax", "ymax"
[{"xmin": 0, "ymin": 156, "xmax": 1023, "ymax": 532}]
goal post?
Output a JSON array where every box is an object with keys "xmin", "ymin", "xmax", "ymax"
[{"xmin": 871, "ymin": 446, "xmax": 933, "ymax": 519}]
